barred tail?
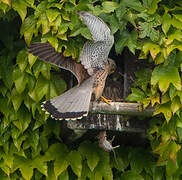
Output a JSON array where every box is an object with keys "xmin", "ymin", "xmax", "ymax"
[{"xmin": 43, "ymin": 77, "xmax": 94, "ymax": 120}]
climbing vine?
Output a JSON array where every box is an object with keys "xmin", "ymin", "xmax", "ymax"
[{"xmin": 0, "ymin": 0, "xmax": 182, "ymax": 179}]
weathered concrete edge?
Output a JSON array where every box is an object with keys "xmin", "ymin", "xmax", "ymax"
[{"xmin": 89, "ymin": 102, "xmax": 154, "ymax": 117}]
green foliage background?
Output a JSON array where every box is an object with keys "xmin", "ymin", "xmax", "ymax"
[{"xmin": 0, "ymin": 0, "xmax": 182, "ymax": 179}]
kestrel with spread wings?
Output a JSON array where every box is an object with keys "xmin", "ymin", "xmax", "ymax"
[{"xmin": 28, "ymin": 11, "xmax": 115, "ymax": 120}]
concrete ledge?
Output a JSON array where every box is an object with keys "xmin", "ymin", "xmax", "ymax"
[
  {"xmin": 67, "ymin": 102, "xmax": 153, "ymax": 133},
  {"xmin": 90, "ymin": 102, "xmax": 153, "ymax": 116}
]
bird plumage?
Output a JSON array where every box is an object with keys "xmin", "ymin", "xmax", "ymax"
[
  {"xmin": 78, "ymin": 11, "xmax": 114, "ymax": 71},
  {"xmin": 28, "ymin": 11, "xmax": 115, "ymax": 120},
  {"xmin": 43, "ymin": 77, "xmax": 94, "ymax": 120},
  {"xmin": 28, "ymin": 42, "xmax": 89, "ymax": 84}
]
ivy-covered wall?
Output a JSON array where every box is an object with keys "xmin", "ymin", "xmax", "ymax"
[{"xmin": 0, "ymin": 0, "xmax": 182, "ymax": 179}]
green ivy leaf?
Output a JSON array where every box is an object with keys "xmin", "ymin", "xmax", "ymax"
[
  {"xmin": 48, "ymin": 36, "xmax": 58, "ymax": 50},
  {"xmin": 166, "ymin": 160, "xmax": 178, "ymax": 176},
  {"xmin": 115, "ymin": 5, "xmax": 126, "ymax": 21},
  {"xmin": 102, "ymin": 1, "xmax": 119, "ymax": 13},
  {"xmin": 11, "ymin": 126, "xmax": 21, "ymax": 140},
  {"xmin": 43, "ymin": 143, "xmax": 69, "ymax": 178},
  {"xmin": 115, "ymin": 30, "xmax": 139, "ymax": 54},
  {"xmin": 23, "ymin": 130, "xmax": 39, "ymax": 151},
  {"xmin": 3, "ymin": 153, "xmax": 14, "ymax": 170},
  {"xmin": 0, "ymin": 82, "xmax": 8, "ymax": 96},
  {"xmin": 154, "ymin": 103, "xmax": 172, "ymax": 122},
  {"xmin": 0, "ymin": 164, "xmax": 11, "ymax": 177},
  {"xmin": 0, "ymin": 98, "xmax": 9, "ymax": 118},
  {"xmin": 48, "ymin": 0, "xmax": 56, "ymax": 2},
  {"xmin": 0, "ymin": 56, "xmax": 13, "ymax": 89},
  {"xmin": 46, "ymin": 163, "xmax": 56, "ymax": 180},
  {"xmin": 161, "ymin": 92, "xmax": 170, "ymax": 104},
  {"xmin": 52, "ymin": 15, "xmax": 62, "ymax": 33},
  {"xmin": 46, "ymin": 9, "xmax": 60, "ymax": 23},
  {"xmin": 122, "ymin": 0, "xmax": 144, "ymax": 12},
  {"xmin": 13, "ymin": 107, "xmax": 31, "ymax": 132},
  {"xmin": 1, "ymin": 0, "xmax": 11, "ymax": 6},
  {"xmin": 25, "ymin": 0, "xmax": 34, "ymax": 6},
  {"xmin": 93, "ymin": 150, "xmax": 113, "ymax": 180},
  {"xmin": 47, "ymin": 2, "xmax": 63, "ymax": 9},
  {"xmin": 134, "ymin": 69, "xmax": 151, "ymax": 91},
  {"xmin": 12, "ymin": 67, "xmax": 28, "ymax": 94},
  {"xmin": 68, "ymin": 150, "xmax": 82, "ymax": 177},
  {"xmin": 173, "ymin": 13, "xmax": 182, "ymax": 23},
  {"xmin": 79, "ymin": 161, "xmax": 92, "ymax": 179},
  {"xmin": 152, "ymin": 166, "xmax": 165, "ymax": 180},
  {"xmin": 70, "ymin": 27, "xmax": 92, "ymax": 40},
  {"xmin": 151, "ymin": 65, "xmax": 181, "ymax": 93},
  {"xmin": 165, "ymin": 30, "xmax": 182, "ymax": 46},
  {"xmin": 166, "ymin": 42, "xmax": 182, "ymax": 56},
  {"xmin": 109, "ymin": 14, "xmax": 120, "ymax": 34},
  {"xmin": 113, "ymin": 148, "xmax": 129, "ymax": 172},
  {"xmin": 79, "ymin": 141, "xmax": 100, "ymax": 171},
  {"xmin": 169, "ymin": 85, "xmax": 177, "ymax": 100},
  {"xmin": 120, "ymin": 170, "xmax": 144, "ymax": 180},
  {"xmin": 41, "ymin": 63, "xmax": 51, "ymax": 80},
  {"xmin": 34, "ymin": 1, "xmax": 48, "ymax": 18},
  {"xmin": 171, "ymin": 96, "xmax": 181, "ymax": 114},
  {"xmin": 101, "ymin": 13, "xmax": 120, "ymax": 34},
  {"xmin": 49, "ymin": 73, "xmax": 66, "ymax": 98},
  {"xmin": 177, "ymin": 128, "xmax": 182, "ymax": 143},
  {"xmin": 162, "ymin": 14, "xmax": 171, "ymax": 35},
  {"xmin": 154, "ymin": 140, "xmax": 180, "ymax": 164},
  {"xmin": 28, "ymin": 75, "xmax": 49, "ymax": 102},
  {"xmin": 126, "ymin": 88, "xmax": 146, "ymax": 102},
  {"xmin": 33, "ymin": 61, "xmax": 43, "ymax": 79},
  {"xmin": 13, "ymin": 132, "xmax": 28, "ymax": 151},
  {"xmin": 139, "ymin": 21, "xmax": 159, "ymax": 42},
  {"xmin": 41, "ymin": 13, "xmax": 50, "ymax": 35},
  {"xmin": 62, "ymin": 10, "xmax": 70, "ymax": 21},
  {"xmin": 20, "ymin": 15, "xmax": 36, "ymax": 45},
  {"xmin": 142, "ymin": 42, "xmax": 161, "ymax": 60},
  {"xmin": 27, "ymin": 75, "xmax": 36, "ymax": 92},
  {"xmin": 17, "ymin": 49, "xmax": 28, "ymax": 71},
  {"xmin": 57, "ymin": 22, "xmax": 69, "ymax": 35},
  {"xmin": 10, "ymin": 88, "xmax": 23, "ymax": 112},
  {"xmin": 14, "ymin": 156, "xmax": 47, "ymax": 180},
  {"xmin": 148, "ymin": 0, "xmax": 162, "ymax": 14},
  {"xmin": 129, "ymin": 148, "xmax": 154, "ymax": 174},
  {"xmin": 28, "ymin": 54, "xmax": 37, "ymax": 68},
  {"xmin": 32, "ymin": 157, "xmax": 48, "ymax": 176},
  {"xmin": 58, "ymin": 170, "xmax": 69, "ymax": 180},
  {"xmin": 12, "ymin": 0, "xmax": 27, "ymax": 22},
  {"xmin": 171, "ymin": 17, "xmax": 182, "ymax": 30},
  {"xmin": 14, "ymin": 156, "xmax": 34, "ymax": 180}
]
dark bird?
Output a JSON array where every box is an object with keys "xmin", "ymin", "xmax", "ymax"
[{"xmin": 28, "ymin": 11, "xmax": 116, "ymax": 120}]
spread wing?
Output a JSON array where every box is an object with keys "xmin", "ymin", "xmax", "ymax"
[
  {"xmin": 28, "ymin": 42, "xmax": 89, "ymax": 84},
  {"xmin": 78, "ymin": 11, "xmax": 114, "ymax": 74}
]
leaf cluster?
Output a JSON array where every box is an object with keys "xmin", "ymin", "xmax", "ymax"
[
  {"xmin": 1, "ymin": 0, "xmax": 182, "ymax": 179},
  {"xmin": 122, "ymin": 0, "xmax": 182, "ymax": 169}
]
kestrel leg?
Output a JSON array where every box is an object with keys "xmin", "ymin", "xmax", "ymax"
[
  {"xmin": 101, "ymin": 96, "xmax": 112, "ymax": 105},
  {"xmin": 94, "ymin": 85, "xmax": 112, "ymax": 104},
  {"xmin": 93, "ymin": 64, "xmax": 113, "ymax": 105}
]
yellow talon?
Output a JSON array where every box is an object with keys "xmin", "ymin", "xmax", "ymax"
[{"xmin": 101, "ymin": 96, "xmax": 112, "ymax": 105}]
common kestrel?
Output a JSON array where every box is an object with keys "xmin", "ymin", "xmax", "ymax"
[{"xmin": 28, "ymin": 11, "xmax": 115, "ymax": 120}]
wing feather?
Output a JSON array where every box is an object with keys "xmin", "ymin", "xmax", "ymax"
[
  {"xmin": 28, "ymin": 42, "xmax": 89, "ymax": 84},
  {"xmin": 78, "ymin": 11, "xmax": 114, "ymax": 73}
]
